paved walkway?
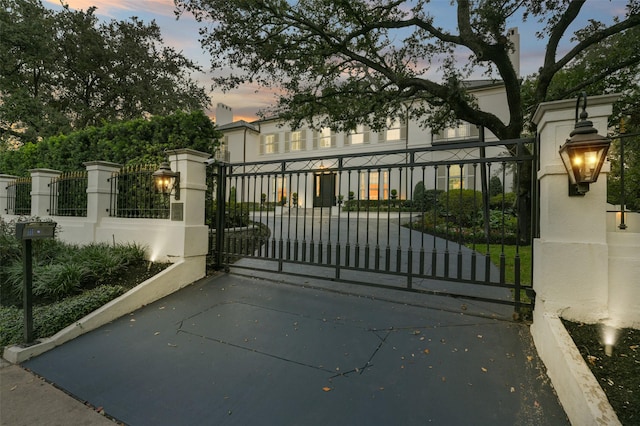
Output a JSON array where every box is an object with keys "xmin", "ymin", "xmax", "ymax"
[{"xmin": 7, "ymin": 272, "xmax": 567, "ymax": 425}]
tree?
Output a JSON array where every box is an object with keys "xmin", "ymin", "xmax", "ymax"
[
  {"xmin": 0, "ymin": 0, "xmax": 210, "ymax": 146},
  {"xmin": 175, "ymin": 0, "xmax": 639, "ymax": 137},
  {"xmin": 175, "ymin": 0, "xmax": 640, "ymax": 242},
  {"xmin": 520, "ymin": 25, "xmax": 640, "ymax": 211}
]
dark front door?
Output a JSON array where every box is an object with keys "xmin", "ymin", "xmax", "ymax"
[{"xmin": 313, "ymin": 172, "xmax": 335, "ymax": 207}]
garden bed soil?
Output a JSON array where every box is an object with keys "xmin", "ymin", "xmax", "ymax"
[
  {"xmin": 109, "ymin": 261, "xmax": 169, "ymax": 289},
  {"xmin": 563, "ymin": 320, "xmax": 640, "ymax": 425}
]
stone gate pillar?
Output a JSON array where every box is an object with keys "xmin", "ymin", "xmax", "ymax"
[
  {"xmin": 162, "ymin": 149, "xmax": 210, "ymax": 265},
  {"xmin": 531, "ymin": 94, "xmax": 617, "ymax": 321},
  {"xmin": 530, "ymin": 94, "xmax": 620, "ymax": 426},
  {"xmin": 29, "ymin": 169, "xmax": 61, "ymax": 217}
]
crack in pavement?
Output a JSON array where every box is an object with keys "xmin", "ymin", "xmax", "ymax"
[{"xmin": 175, "ymin": 321, "xmax": 394, "ymax": 381}]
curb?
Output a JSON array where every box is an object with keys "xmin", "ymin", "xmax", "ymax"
[{"xmin": 3, "ymin": 256, "xmax": 206, "ymax": 364}]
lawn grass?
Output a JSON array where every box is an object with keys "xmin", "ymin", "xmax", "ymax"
[
  {"xmin": 481, "ymin": 243, "xmax": 532, "ymax": 286},
  {"xmin": 468, "ymin": 243, "xmax": 533, "ymax": 310}
]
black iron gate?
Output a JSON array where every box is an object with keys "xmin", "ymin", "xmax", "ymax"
[{"xmin": 207, "ymin": 138, "xmax": 536, "ymax": 316}]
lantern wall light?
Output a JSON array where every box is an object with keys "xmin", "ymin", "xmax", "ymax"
[
  {"xmin": 558, "ymin": 92, "xmax": 611, "ymax": 196},
  {"xmin": 152, "ymin": 160, "xmax": 180, "ymax": 200}
]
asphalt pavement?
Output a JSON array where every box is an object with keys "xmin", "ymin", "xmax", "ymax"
[{"xmin": 3, "ymin": 271, "xmax": 568, "ymax": 425}]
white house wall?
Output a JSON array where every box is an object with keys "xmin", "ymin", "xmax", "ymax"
[{"xmin": 219, "ymin": 83, "xmax": 516, "ymax": 206}]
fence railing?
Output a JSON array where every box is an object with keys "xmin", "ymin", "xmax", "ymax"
[
  {"xmin": 5, "ymin": 177, "xmax": 31, "ymax": 215},
  {"xmin": 609, "ymin": 132, "xmax": 640, "ymax": 230},
  {"xmin": 49, "ymin": 171, "xmax": 88, "ymax": 217},
  {"xmin": 108, "ymin": 164, "xmax": 170, "ymax": 219},
  {"xmin": 209, "ymin": 138, "xmax": 536, "ymax": 313}
]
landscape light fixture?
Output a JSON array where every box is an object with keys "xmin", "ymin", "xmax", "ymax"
[
  {"xmin": 558, "ymin": 92, "xmax": 611, "ymax": 196},
  {"xmin": 152, "ymin": 160, "xmax": 180, "ymax": 200}
]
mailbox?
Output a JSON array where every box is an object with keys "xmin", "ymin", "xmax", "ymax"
[{"xmin": 16, "ymin": 221, "xmax": 57, "ymax": 240}]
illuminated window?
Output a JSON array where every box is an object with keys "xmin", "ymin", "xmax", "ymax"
[
  {"xmin": 261, "ymin": 134, "xmax": 278, "ymax": 154},
  {"xmin": 287, "ymin": 130, "xmax": 305, "ymax": 152},
  {"xmin": 360, "ymin": 171, "xmax": 389, "ymax": 200},
  {"xmin": 437, "ymin": 165, "xmax": 476, "ymax": 190}
]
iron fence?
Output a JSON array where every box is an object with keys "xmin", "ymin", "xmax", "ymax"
[
  {"xmin": 49, "ymin": 171, "xmax": 88, "ymax": 217},
  {"xmin": 5, "ymin": 177, "xmax": 31, "ymax": 215},
  {"xmin": 108, "ymin": 164, "xmax": 170, "ymax": 218},
  {"xmin": 209, "ymin": 138, "xmax": 536, "ymax": 314},
  {"xmin": 608, "ymin": 132, "xmax": 640, "ymax": 229}
]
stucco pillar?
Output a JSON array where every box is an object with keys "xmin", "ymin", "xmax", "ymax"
[
  {"xmin": 0, "ymin": 174, "xmax": 18, "ymax": 217},
  {"xmin": 161, "ymin": 149, "xmax": 211, "ymax": 263},
  {"xmin": 29, "ymin": 169, "xmax": 61, "ymax": 218},
  {"xmin": 531, "ymin": 94, "xmax": 618, "ymax": 322}
]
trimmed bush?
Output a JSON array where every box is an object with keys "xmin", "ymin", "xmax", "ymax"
[
  {"xmin": 489, "ymin": 176, "xmax": 503, "ymax": 196},
  {"xmin": 489, "ymin": 192, "xmax": 517, "ymax": 213},
  {"xmin": 438, "ymin": 189, "xmax": 485, "ymax": 227}
]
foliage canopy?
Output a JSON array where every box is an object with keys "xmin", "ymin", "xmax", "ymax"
[
  {"xmin": 0, "ymin": 0, "xmax": 210, "ymax": 146},
  {"xmin": 175, "ymin": 0, "xmax": 640, "ymax": 140}
]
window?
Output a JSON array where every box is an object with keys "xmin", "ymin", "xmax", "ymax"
[
  {"xmin": 314, "ymin": 128, "xmax": 334, "ymax": 149},
  {"xmin": 437, "ymin": 164, "xmax": 476, "ymax": 191},
  {"xmin": 348, "ymin": 124, "xmax": 369, "ymax": 145},
  {"xmin": 261, "ymin": 133, "xmax": 278, "ymax": 155},
  {"xmin": 277, "ymin": 176, "xmax": 287, "ymax": 204},
  {"xmin": 384, "ymin": 117, "xmax": 406, "ymax": 142},
  {"xmin": 286, "ymin": 130, "xmax": 305, "ymax": 152},
  {"xmin": 215, "ymin": 136, "xmax": 230, "ymax": 161},
  {"xmin": 433, "ymin": 123, "xmax": 479, "ymax": 142},
  {"xmin": 360, "ymin": 171, "xmax": 389, "ymax": 200}
]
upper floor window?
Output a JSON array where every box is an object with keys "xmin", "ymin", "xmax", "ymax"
[
  {"xmin": 314, "ymin": 128, "xmax": 335, "ymax": 149},
  {"xmin": 433, "ymin": 123, "xmax": 479, "ymax": 142},
  {"xmin": 347, "ymin": 124, "xmax": 369, "ymax": 145},
  {"xmin": 286, "ymin": 130, "xmax": 305, "ymax": 152},
  {"xmin": 214, "ymin": 136, "xmax": 230, "ymax": 161},
  {"xmin": 382, "ymin": 117, "xmax": 406, "ymax": 142},
  {"xmin": 261, "ymin": 133, "xmax": 279, "ymax": 155},
  {"xmin": 437, "ymin": 164, "xmax": 476, "ymax": 191}
]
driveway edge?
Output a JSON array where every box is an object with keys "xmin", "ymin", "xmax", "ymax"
[
  {"xmin": 531, "ymin": 302, "xmax": 621, "ymax": 426},
  {"xmin": 3, "ymin": 256, "xmax": 206, "ymax": 364}
]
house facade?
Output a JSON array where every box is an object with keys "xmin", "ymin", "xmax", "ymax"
[{"xmin": 216, "ymin": 80, "xmax": 515, "ymax": 209}]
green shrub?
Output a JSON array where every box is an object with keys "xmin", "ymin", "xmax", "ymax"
[
  {"xmin": 0, "ymin": 219, "xmax": 21, "ymax": 265},
  {"xmin": 0, "ymin": 285, "xmax": 127, "ymax": 348},
  {"xmin": 489, "ymin": 176, "xmax": 503, "ymax": 196},
  {"xmin": 2, "ymin": 262, "xmax": 24, "ymax": 306},
  {"xmin": 33, "ymin": 263, "xmax": 88, "ymax": 301},
  {"xmin": 438, "ymin": 189, "xmax": 485, "ymax": 227},
  {"xmin": 412, "ymin": 182, "xmax": 443, "ymax": 212},
  {"xmin": 489, "ymin": 192, "xmax": 517, "ymax": 213}
]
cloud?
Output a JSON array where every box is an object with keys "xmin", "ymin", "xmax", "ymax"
[{"xmin": 43, "ymin": 0, "xmax": 176, "ymax": 18}]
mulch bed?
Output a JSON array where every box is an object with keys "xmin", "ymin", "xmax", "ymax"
[{"xmin": 563, "ymin": 320, "xmax": 640, "ymax": 425}]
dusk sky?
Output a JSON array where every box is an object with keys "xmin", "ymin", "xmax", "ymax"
[{"xmin": 43, "ymin": 0, "xmax": 631, "ymax": 123}]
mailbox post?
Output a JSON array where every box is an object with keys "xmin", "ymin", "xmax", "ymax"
[{"xmin": 16, "ymin": 221, "xmax": 57, "ymax": 344}]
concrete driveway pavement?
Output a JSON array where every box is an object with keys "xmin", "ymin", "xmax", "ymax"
[{"xmin": 15, "ymin": 272, "xmax": 567, "ymax": 425}]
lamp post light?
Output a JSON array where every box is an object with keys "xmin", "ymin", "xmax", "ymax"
[
  {"xmin": 558, "ymin": 92, "xmax": 611, "ymax": 196},
  {"xmin": 152, "ymin": 160, "xmax": 180, "ymax": 200}
]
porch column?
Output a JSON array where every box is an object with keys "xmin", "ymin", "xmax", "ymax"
[
  {"xmin": 531, "ymin": 94, "xmax": 618, "ymax": 322},
  {"xmin": 29, "ymin": 169, "xmax": 61, "ymax": 217}
]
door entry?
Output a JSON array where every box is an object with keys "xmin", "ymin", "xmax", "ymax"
[{"xmin": 313, "ymin": 172, "xmax": 336, "ymax": 207}]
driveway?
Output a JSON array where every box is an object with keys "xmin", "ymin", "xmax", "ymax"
[{"xmin": 23, "ymin": 272, "xmax": 567, "ymax": 425}]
